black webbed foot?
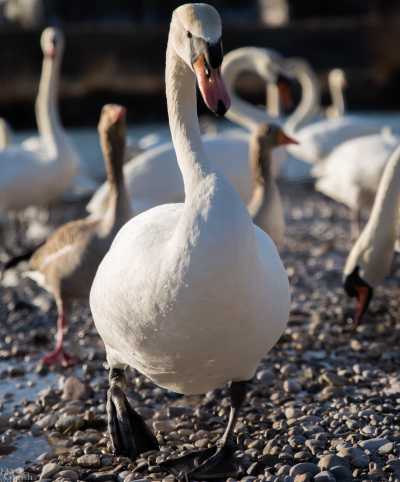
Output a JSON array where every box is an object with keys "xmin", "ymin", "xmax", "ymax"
[
  {"xmin": 158, "ymin": 436, "xmax": 240, "ymax": 480},
  {"xmin": 107, "ymin": 369, "xmax": 159, "ymax": 459}
]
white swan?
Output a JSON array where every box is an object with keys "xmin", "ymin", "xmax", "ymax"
[
  {"xmin": 86, "ymin": 46, "xmax": 288, "ymax": 215},
  {"xmin": 0, "ymin": 28, "xmax": 83, "ymax": 213},
  {"xmin": 314, "ymin": 127, "xmax": 399, "ymax": 237},
  {"xmin": 286, "ymin": 67, "xmax": 389, "ymax": 164},
  {"xmin": 343, "ymin": 144, "xmax": 400, "ymax": 324},
  {"xmin": 0, "ymin": 118, "xmax": 12, "ymax": 149},
  {"xmin": 22, "ymin": 27, "xmax": 98, "ymax": 199},
  {"xmin": 90, "ymin": 5, "xmax": 290, "ymax": 478}
]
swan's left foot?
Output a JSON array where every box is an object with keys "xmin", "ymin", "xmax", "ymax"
[
  {"xmin": 159, "ymin": 380, "xmax": 248, "ymax": 480},
  {"xmin": 158, "ymin": 436, "xmax": 239, "ymax": 479},
  {"xmin": 107, "ymin": 368, "xmax": 159, "ymax": 459}
]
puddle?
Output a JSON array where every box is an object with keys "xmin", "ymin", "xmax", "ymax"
[{"xmin": 0, "ymin": 434, "xmax": 50, "ymax": 470}]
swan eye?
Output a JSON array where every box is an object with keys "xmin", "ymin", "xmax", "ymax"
[{"xmin": 187, "ymin": 31, "xmax": 192, "ymax": 39}]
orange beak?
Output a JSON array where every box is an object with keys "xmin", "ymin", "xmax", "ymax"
[
  {"xmin": 277, "ymin": 130, "xmax": 299, "ymax": 146},
  {"xmin": 193, "ymin": 55, "xmax": 231, "ymax": 117}
]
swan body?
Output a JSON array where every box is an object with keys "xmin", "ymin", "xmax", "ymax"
[
  {"xmin": 314, "ymin": 128, "xmax": 399, "ymax": 211},
  {"xmin": 90, "ymin": 4, "xmax": 290, "ymax": 397},
  {"xmin": 87, "ymin": 46, "xmax": 288, "ymax": 215}
]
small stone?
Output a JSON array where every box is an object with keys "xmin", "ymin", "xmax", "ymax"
[
  {"xmin": 330, "ymin": 465, "xmax": 353, "ymax": 481},
  {"xmin": 166, "ymin": 406, "xmax": 191, "ymax": 418},
  {"xmin": 377, "ymin": 441, "xmax": 393, "ymax": 454},
  {"xmin": 314, "ymin": 472, "xmax": 336, "ymax": 482},
  {"xmin": 57, "ymin": 471, "xmax": 79, "ymax": 482},
  {"xmin": 77, "ymin": 454, "xmax": 101, "ymax": 468},
  {"xmin": 40, "ymin": 463, "xmax": 62, "ymax": 479},
  {"xmin": 117, "ymin": 471, "xmax": 131, "ymax": 482},
  {"xmin": 289, "ymin": 462, "xmax": 319, "ymax": 478},
  {"xmin": 62, "ymin": 376, "xmax": 92, "ymax": 401},
  {"xmin": 337, "ymin": 447, "xmax": 369, "ymax": 468},
  {"xmin": 294, "ymin": 475, "xmax": 311, "ymax": 482},
  {"xmin": 256, "ymin": 368, "xmax": 273, "ymax": 385},
  {"xmin": 284, "ymin": 379, "xmax": 301, "ymax": 393},
  {"xmin": 319, "ymin": 454, "xmax": 349, "ymax": 471},
  {"xmin": 55, "ymin": 414, "xmax": 84, "ymax": 433},
  {"xmin": 359, "ymin": 437, "xmax": 389, "ymax": 453}
]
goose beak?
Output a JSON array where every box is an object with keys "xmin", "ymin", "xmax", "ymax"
[
  {"xmin": 277, "ymin": 131, "xmax": 299, "ymax": 146},
  {"xmin": 193, "ymin": 55, "xmax": 231, "ymax": 117}
]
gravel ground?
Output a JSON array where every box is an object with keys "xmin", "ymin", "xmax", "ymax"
[{"xmin": 0, "ymin": 184, "xmax": 400, "ymax": 482}]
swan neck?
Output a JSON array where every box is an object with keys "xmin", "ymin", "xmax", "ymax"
[
  {"xmin": 166, "ymin": 36, "xmax": 209, "ymax": 196},
  {"xmin": 285, "ymin": 65, "xmax": 320, "ymax": 132},
  {"xmin": 222, "ymin": 51, "xmax": 275, "ymax": 131},
  {"xmin": 36, "ymin": 54, "xmax": 64, "ymax": 152},
  {"xmin": 329, "ymin": 78, "xmax": 346, "ymax": 117}
]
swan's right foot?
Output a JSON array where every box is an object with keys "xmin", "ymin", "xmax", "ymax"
[
  {"xmin": 41, "ymin": 346, "xmax": 78, "ymax": 367},
  {"xmin": 107, "ymin": 368, "xmax": 159, "ymax": 459}
]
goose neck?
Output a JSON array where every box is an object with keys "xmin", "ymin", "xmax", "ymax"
[{"xmin": 329, "ymin": 77, "xmax": 346, "ymax": 117}]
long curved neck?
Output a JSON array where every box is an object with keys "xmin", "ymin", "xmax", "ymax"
[
  {"xmin": 166, "ymin": 36, "xmax": 211, "ymax": 198},
  {"xmin": 35, "ymin": 53, "xmax": 64, "ymax": 154},
  {"xmin": 222, "ymin": 51, "xmax": 275, "ymax": 131},
  {"xmin": 284, "ymin": 63, "xmax": 320, "ymax": 133},
  {"xmin": 363, "ymin": 146, "xmax": 400, "ymax": 246},
  {"xmin": 329, "ymin": 77, "xmax": 345, "ymax": 117}
]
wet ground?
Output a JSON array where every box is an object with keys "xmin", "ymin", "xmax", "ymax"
[{"xmin": 1, "ymin": 180, "xmax": 400, "ymax": 482}]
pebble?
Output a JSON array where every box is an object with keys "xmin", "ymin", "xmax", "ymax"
[
  {"xmin": 359, "ymin": 437, "xmax": 390, "ymax": 453},
  {"xmin": 56, "ymin": 471, "xmax": 79, "ymax": 481},
  {"xmin": 337, "ymin": 446, "xmax": 369, "ymax": 468},
  {"xmin": 40, "ymin": 463, "xmax": 62, "ymax": 479},
  {"xmin": 62, "ymin": 376, "xmax": 92, "ymax": 401},
  {"xmin": 318, "ymin": 454, "xmax": 349, "ymax": 471},
  {"xmin": 76, "ymin": 454, "xmax": 101, "ymax": 468},
  {"xmin": 314, "ymin": 472, "xmax": 336, "ymax": 482},
  {"xmin": 289, "ymin": 462, "xmax": 319, "ymax": 478}
]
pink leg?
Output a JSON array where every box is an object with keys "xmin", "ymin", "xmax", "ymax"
[{"xmin": 41, "ymin": 309, "xmax": 78, "ymax": 367}]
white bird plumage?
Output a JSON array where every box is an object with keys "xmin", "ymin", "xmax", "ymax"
[{"xmin": 90, "ymin": 2, "xmax": 290, "ymax": 399}]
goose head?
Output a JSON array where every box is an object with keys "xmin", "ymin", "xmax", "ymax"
[
  {"xmin": 170, "ymin": 3, "xmax": 230, "ymax": 116},
  {"xmin": 98, "ymin": 104, "xmax": 127, "ymax": 162},
  {"xmin": 251, "ymin": 123, "xmax": 298, "ymax": 181},
  {"xmin": 343, "ymin": 266, "xmax": 373, "ymax": 326},
  {"xmin": 41, "ymin": 27, "xmax": 64, "ymax": 60}
]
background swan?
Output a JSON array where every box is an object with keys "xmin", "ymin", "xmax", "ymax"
[
  {"xmin": 286, "ymin": 68, "xmax": 395, "ymax": 165},
  {"xmin": 314, "ymin": 127, "xmax": 399, "ymax": 237},
  {"xmin": 87, "ymin": 46, "xmax": 289, "ymax": 215},
  {"xmin": 0, "ymin": 28, "xmax": 84, "ymax": 216},
  {"xmin": 0, "ymin": 118, "xmax": 12, "ymax": 149},
  {"xmin": 90, "ymin": 5, "xmax": 289, "ymax": 478},
  {"xmin": 343, "ymin": 144, "xmax": 400, "ymax": 324}
]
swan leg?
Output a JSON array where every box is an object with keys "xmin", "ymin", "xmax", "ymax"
[
  {"xmin": 41, "ymin": 303, "xmax": 78, "ymax": 367},
  {"xmin": 159, "ymin": 381, "xmax": 247, "ymax": 480},
  {"xmin": 107, "ymin": 367, "xmax": 159, "ymax": 459}
]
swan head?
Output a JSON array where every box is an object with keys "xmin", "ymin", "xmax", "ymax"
[
  {"xmin": 329, "ymin": 68, "xmax": 347, "ymax": 89},
  {"xmin": 171, "ymin": 3, "xmax": 230, "ymax": 116},
  {"xmin": 343, "ymin": 266, "xmax": 373, "ymax": 326},
  {"xmin": 98, "ymin": 104, "xmax": 127, "ymax": 166},
  {"xmin": 41, "ymin": 27, "xmax": 64, "ymax": 59}
]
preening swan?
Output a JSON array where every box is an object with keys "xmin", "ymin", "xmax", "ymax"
[
  {"xmin": 86, "ymin": 46, "xmax": 288, "ymax": 216},
  {"xmin": 25, "ymin": 104, "xmax": 131, "ymax": 366},
  {"xmin": 248, "ymin": 123, "xmax": 298, "ymax": 248},
  {"xmin": 90, "ymin": 4, "xmax": 290, "ymax": 478},
  {"xmin": 343, "ymin": 144, "xmax": 400, "ymax": 324}
]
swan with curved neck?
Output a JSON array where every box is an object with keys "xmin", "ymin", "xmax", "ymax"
[
  {"xmin": 90, "ymin": 5, "xmax": 290, "ymax": 477},
  {"xmin": 87, "ymin": 46, "xmax": 294, "ymax": 215},
  {"xmin": 0, "ymin": 28, "xmax": 80, "ymax": 213},
  {"xmin": 343, "ymin": 144, "xmax": 400, "ymax": 324}
]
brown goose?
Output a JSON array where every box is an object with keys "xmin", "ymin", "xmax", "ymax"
[
  {"xmin": 247, "ymin": 123, "xmax": 298, "ymax": 250},
  {"xmin": 28, "ymin": 104, "xmax": 132, "ymax": 366}
]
